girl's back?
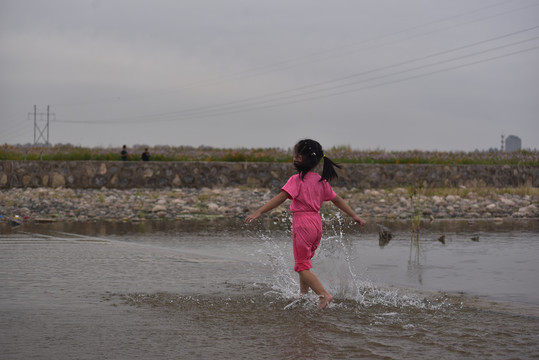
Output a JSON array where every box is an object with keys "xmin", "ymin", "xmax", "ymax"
[{"xmin": 282, "ymin": 172, "xmax": 336, "ymax": 213}]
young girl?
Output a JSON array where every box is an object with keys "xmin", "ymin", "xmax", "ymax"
[{"xmin": 245, "ymin": 139, "xmax": 366, "ymax": 309}]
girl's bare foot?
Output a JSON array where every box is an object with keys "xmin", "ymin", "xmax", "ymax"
[{"xmin": 318, "ymin": 294, "xmax": 333, "ymax": 309}]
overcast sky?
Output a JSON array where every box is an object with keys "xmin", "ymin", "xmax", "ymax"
[{"xmin": 1, "ymin": 0, "xmax": 538, "ymax": 151}]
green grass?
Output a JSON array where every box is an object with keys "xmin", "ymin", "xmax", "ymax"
[{"xmin": 1, "ymin": 144, "xmax": 537, "ymax": 165}]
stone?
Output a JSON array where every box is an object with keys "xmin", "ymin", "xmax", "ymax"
[
  {"xmin": 110, "ymin": 174, "xmax": 119, "ymax": 186},
  {"xmin": 172, "ymin": 175, "xmax": 182, "ymax": 186},
  {"xmin": 432, "ymin": 196, "xmax": 445, "ymax": 206},
  {"xmin": 247, "ymin": 176, "xmax": 261, "ymax": 187},
  {"xmin": 51, "ymin": 172, "xmax": 65, "ymax": 188},
  {"xmin": 486, "ymin": 204, "xmax": 497, "ymax": 211},
  {"xmin": 500, "ymin": 198, "xmax": 516, "ymax": 207},
  {"xmin": 207, "ymin": 203, "xmax": 219, "ymax": 212},
  {"xmin": 0, "ymin": 177, "xmax": 536, "ymax": 222},
  {"xmin": 152, "ymin": 204, "xmax": 167, "ymax": 212},
  {"xmin": 378, "ymin": 225, "xmax": 392, "ymax": 247},
  {"xmin": 98, "ymin": 163, "xmax": 107, "ymax": 175},
  {"xmin": 22, "ymin": 175, "xmax": 31, "ymax": 186},
  {"xmin": 517, "ymin": 204, "xmax": 537, "ymax": 217},
  {"xmin": 143, "ymin": 169, "xmax": 154, "ymax": 178}
]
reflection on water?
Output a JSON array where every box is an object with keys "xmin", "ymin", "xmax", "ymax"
[
  {"xmin": 408, "ymin": 233, "xmax": 423, "ymax": 285},
  {"xmin": 1, "ymin": 218, "xmax": 538, "ymax": 359}
]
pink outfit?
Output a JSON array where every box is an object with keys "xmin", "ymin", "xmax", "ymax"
[{"xmin": 281, "ymin": 172, "xmax": 336, "ymax": 272}]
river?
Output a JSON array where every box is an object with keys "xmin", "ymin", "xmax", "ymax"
[{"xmin": 1, "ymin": 218, "xmax": 538, "ymax": 359}]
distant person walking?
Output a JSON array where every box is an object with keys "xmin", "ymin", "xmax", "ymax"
[
  {"xmin": 120, "ymin": 145, "xmax": 128, "ymax": 161},
  {"xmin": 141, "ymin": 148, "xmax": 150, "ymax": 161}
]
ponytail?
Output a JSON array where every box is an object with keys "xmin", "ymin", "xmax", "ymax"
[
  {"xmin": 321, "ymin": 155, "xmax": 341, "ymax": 182},
  {"xmin": 293, "ymin": 139, "xmax": 341, "ymax": 182}
]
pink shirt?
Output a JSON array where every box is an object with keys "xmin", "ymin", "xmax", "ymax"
[{"xmin": 281, "ymin": 172, "xmax": 336, "ymax": 213}]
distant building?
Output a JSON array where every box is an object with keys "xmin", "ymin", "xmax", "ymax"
[{"xmin": 505, "ymin": 135, "xmax": 521, "ymax": 152}]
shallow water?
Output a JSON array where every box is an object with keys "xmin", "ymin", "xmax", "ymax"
[{"xmin": 1, "ymin": 219, "xmax": 538, "ymax": 359}]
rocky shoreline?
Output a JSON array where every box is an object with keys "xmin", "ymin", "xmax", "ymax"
[{"xmin": 1, "ymin": 186, "xmax": 537, "ymax": 224}]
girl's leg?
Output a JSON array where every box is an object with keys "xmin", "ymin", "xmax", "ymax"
[
  {"xmin": 300, "ymin": 276, "xmax": 310, "ymax": 295},
  {"xmin": 298, "ymin": 270, "xmax": 333, "ymax": 308}
]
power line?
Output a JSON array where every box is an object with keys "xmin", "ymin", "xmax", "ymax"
[
  {"xmin": 0, "ymin": 121, "xmax": 29, "ymax": 142},
  {"xmin": 54, "ymin": 31, "xmax": 539, "ymax": 124},
  {"xmin": 148, "ymin": 27, "xmax": 539, "ymax": 121},
  {"xmin": 50, "ymin": 0, "xmax": 536, "ymax": 109},
  {"xmin": 55, "ymin": 45, "xmax": 539, "ymax": 125}
]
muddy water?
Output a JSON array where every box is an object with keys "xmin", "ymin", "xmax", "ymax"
[{"xmin": 1, "ymin": 219, "xmax": 538, "ymax": 359}]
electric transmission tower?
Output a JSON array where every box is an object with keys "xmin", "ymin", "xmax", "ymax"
[{"xmin": 28, "ymin": 105, "xmax": 55, "ymax": 145}]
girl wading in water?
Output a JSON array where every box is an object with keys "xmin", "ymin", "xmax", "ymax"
[{"xmin": 245, "ymin": 139, "xmax": 366, "ymax": 309}]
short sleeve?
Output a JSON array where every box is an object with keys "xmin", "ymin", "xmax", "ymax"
[
  {"xmin": 321, "ymin": 180, "xmax": 337, "ymax": 202},
  {"xmin": 281, "ymin": 175, "xmax": 299, "ymax": 199}
]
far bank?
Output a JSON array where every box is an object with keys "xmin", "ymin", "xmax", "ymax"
[{"xmin": 1, "ymin": 161, "xmax": 537, "ymax": 189}]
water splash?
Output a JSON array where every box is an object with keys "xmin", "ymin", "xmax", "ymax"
[{"xmin": 254, "ymin": 213, "xmax": 448, "ymax": 311}]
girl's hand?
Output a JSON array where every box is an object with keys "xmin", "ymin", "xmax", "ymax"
[
  {"xmin": 245, "ymin": 211, "xmax": 262, "ymax": 223},
  {"xmin": 353, "ymin": 216, "xmax": 366, "ymax": 227}
]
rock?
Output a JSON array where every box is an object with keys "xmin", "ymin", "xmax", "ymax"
[
  {"xmin": 368, "ymin": 190, "xmax": 381, "ymax": 196},
  {"xmin": 143, "ymin": 169, "xmax": 154, "ymax": 178},
  {"xmin": 0, "ymin": 173, "xmax": 7, "ymax": 187},
  {"xmin": 432, "ymin": 196, "xmax": 445, "ymax": 206},
  {"xmin": 51, "ymin": 172, "xmax": 65, "ymax": 188},
  {"xmin": 34, "ymin": 217, "xmax": 57, "ymax": 223},
  {"xmin": 10, "ymin": 217, "xmax": 23, "ymax": 227},
  {"xmin": 172, "ymin": 175, "xmax": 182, "ymax": 186},
  {"xmin": 0, "ymin": 185, "xmax": 536, "ymax": 223},
  {"xmin": 110, "ymin": 174, "xmax": 119, "ymax": 186},
  {"xmin": 104, "ymin": 196, "xmax": 117, "ymax": 204},
  {"xmin": 486, "ymin": 204, "xmax": 497, "ymax": 211},
  {"xmin": 500, "ymin": 197, "xmax": 516, "ymax": 207},
  {"xmin": 151, "ymin": 204, "xmax": 167, "ymax": 212},
  {"xmin": 378, "ymin": 225, "xmax": 392, "ymax": 247},
  {"xmin": 98, "ymin": 163, "xmax": 107, "ymax": 175},
  {"xmin": 514, "ymin": 204, "xmax": 538, "ymax": 217},
  {"xmin": 438, "ymin": 235, "xmax": 446, "ymax": 244},
  {"xmin": 207, "ymin": 203, "xmax": 219, "ymax": 212}
]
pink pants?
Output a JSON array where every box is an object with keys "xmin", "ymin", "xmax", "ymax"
[{"xmin": 292, "ymin": 212, "xmax": 323, "ymax": 272}]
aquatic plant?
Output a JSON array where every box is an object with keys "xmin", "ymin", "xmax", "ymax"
[
  {"xmin": 407, "ymin": 181, "xmax": 425, "ymax": 281},
  {"xmin": 408, "ymin": 182, "xmax": 424, "ymax": 234}
]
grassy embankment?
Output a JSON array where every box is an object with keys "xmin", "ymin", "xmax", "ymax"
[{"xmin": 1, "ymin": 144, "xmax": 538, "ymax": 165}]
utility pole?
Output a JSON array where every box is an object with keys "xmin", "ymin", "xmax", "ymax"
[{"xmin": 29, "ymin": 105, "xmax": 54, "ymax": 145}]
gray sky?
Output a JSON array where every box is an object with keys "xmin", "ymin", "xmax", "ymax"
[{"xmin": 1, "ymin": 0, "xmax": 538, "ymax": 151}]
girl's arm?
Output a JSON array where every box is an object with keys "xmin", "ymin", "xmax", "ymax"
[
  {"xmin": 245, "ymin": 190, "xmax": 289, "ymax": 223},
  {"xmin": 331, "ymin": 195, "xmax": 366, "ymax": 226}
]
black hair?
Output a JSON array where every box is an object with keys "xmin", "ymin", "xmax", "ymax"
[{"xmin": 293, "ymin": 139, "xmax": 341, "ymax": 182}]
